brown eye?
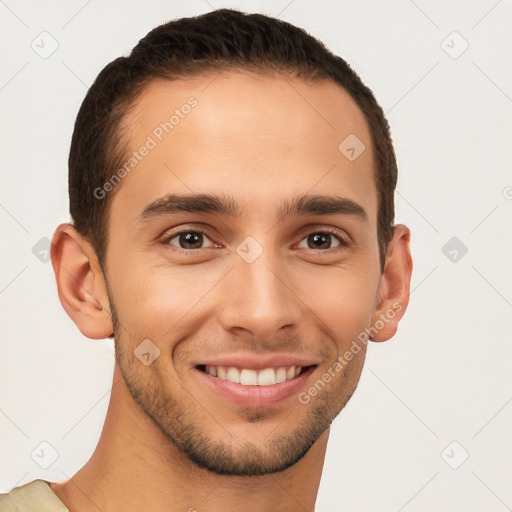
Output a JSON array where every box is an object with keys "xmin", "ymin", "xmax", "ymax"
[
  {"xmin": 297, "ymin": 232, "xmax": 346, "ymax": 250},
  {"xmin": 165, "ymin": 231, "xmax": 215, "ymax": 250}
]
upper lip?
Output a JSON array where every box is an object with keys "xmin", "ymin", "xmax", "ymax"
[{"xmin": 193, "ymin": 354, "xmax": 319, "ymax": 371}]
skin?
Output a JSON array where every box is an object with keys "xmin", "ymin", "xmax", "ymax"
[{"xmin": 49, "ymin": 70, "xmax": 412, "ymax": 512}]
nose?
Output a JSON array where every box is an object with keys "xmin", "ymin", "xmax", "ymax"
[{"xmin": 217, "ymin": 249, "xmax": 302, "ymax": 341}]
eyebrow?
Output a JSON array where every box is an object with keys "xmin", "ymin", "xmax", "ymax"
[{"xmin": 138, "ymin": 193, "xmax": 368, "ymax": 224}]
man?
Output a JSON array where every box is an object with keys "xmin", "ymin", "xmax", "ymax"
[{"xmin": 1, "ymin": 8, "xmax": 412, "ymax": 511}]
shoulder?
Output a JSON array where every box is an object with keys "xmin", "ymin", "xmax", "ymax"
[{"xmin": 0, "ymin": 479, "xmax": 69, "ymax": 512}]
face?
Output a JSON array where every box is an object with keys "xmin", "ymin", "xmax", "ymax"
[{"xmin": 104, "ymin": 71, "xmax": 382, "ymax": 475}]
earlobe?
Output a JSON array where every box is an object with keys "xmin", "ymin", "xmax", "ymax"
[
  {"xmin": 50, "ymin": 224, "xmax": 113, "ymax": 339},
  {"xmin": 370, "ymin": 224, "xmax": 413, "ymax": 342}
]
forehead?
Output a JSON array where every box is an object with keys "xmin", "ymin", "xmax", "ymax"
[{"xmin": 111, "ymin": 70, "xmax": 377, "ymax": 227}]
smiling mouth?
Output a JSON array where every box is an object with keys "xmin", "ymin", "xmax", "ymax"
[{"xmin": 196, "ymin": 364, "xmax": 316, "ymax": 386}]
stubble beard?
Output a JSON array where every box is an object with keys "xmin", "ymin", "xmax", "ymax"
[{"xmin": 109, "ymin": 300, "xmax": 362, "ymax": 476}]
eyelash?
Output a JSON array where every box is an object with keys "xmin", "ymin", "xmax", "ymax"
[{"xmin": 160, "ymin": 227, "xmax": 350, "ymax": 252}]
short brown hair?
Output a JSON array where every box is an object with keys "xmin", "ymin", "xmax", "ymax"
[{"xmin": 69, "ymin": 8, "xmax": 397, "ymax": 272}]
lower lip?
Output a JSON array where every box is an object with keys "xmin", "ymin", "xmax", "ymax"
[{"xmin": 195, "ymin": 366, "xmax": 316, "ymax": 407}]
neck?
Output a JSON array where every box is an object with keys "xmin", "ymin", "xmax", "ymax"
[{"xmin": 50, "ymin": 365, "xmax": 328, "ymax": 512}]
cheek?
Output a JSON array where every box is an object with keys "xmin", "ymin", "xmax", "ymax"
[
  {"xmin": 107, "ymin": 260, "xmax": 226, "ymax": 337},
  {"xmin": 296, "ymin": 266, "xmax": 378, "ymax": 348},
  {"xmin": 107, "ymin": 238, "xmax": 380, "ymax": 348}
]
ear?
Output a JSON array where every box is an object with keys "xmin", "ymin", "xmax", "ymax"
[
  {"xmin": 370, "ymin": 224, "xmax": 413, "ymax": 342},
  {"xmin": 50, "ymin": 223, "xmax": 113, "ymax": 339}
]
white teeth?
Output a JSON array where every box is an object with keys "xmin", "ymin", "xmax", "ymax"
[
  {"xmin": 226, "ymin": 367, "xmax": 240, "ymax": 384},
  {"xmin": 204, "ymin": 364, "xmax": 304, "ymax": 386},
  {"xmin": 275, "ymin": 367, "xmax": 287, "ymax": 383},
  {"xmin": 257, "ymin": 368, "xmax": 276, "ymax": 386},
  {"xmin": 240, "ymin": 369, "xmax": 258, "ymax": 385}
]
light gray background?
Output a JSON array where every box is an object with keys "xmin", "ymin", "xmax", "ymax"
[{"xmin": 1, "ymin": 1, "xmax": 511, "ymax": 510}]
